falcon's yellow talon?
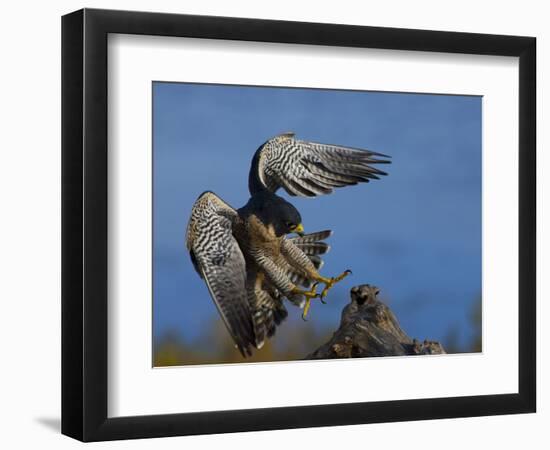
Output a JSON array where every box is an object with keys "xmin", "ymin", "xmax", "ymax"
[
  {"xmin": 318, "ymin": 269, "xmax": 352, "ymax": 299},
  {"xmin": 293, "ymin": 283, "xmax": 320, "ymax": 320},
  {"xmin": 302, "ymin": 299, "xmax": 311, "ymax": 321}
]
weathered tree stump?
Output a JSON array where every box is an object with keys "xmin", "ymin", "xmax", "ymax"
[{"xmin": 306, "ymin": 284, "xmax": 445, "ymax": 359}]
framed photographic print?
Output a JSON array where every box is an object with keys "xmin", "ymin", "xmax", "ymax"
[{"xmin": 61, "ymin": 8, "xmax": 536, "ymax": 442}]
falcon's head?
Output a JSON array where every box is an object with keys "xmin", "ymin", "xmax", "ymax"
[
  {"xmin": 275, "ymin": 200, "xmax": 304, "ymax": 237},
  {"xmin": 247, "ymin": 192, "xmax": 304, "ymax": 237}
]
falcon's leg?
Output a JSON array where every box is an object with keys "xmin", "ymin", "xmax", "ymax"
[
  {"xmin": 282, "ymin": 239, "xmax": 351, "ymax": 301},
  {"xmin": 252, "ymin": 251, "xmax": 319, "ymax": 306}
]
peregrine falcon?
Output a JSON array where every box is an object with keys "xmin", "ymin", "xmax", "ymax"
[{"xmin": 186, "ymin": 132, "xmax": 390, "ymax": 356}]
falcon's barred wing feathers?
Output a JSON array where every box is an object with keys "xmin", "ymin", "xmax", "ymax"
[
  {"xmin": 186, "ymin": 192, "xmax": 255, "ymax": 356},
  {"xmin": 249, "ymin": 132, "xmax": 391, "ymax": 197}
]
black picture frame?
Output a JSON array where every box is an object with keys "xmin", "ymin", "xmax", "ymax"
[{"xmin": 61, "ymin": 8, "xmax": 536, "ymax": 442}]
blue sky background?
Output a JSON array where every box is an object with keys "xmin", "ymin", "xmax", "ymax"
[{"xmin": 153, "ymin": 82, "xmax": 482, "ymax": 354}]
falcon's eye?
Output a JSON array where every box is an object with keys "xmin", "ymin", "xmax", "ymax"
[{"xmin": 286, "ymin": 222, "xmax": 296, "ymax": 230}]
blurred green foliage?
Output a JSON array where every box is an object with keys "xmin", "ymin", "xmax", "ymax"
[
  {"xmin": 154, "ymin": 317, "xmax": 334, "ymax": 366},
  {"xmin": 444, "ymin": 295, "xmax": 482, "ymax": 353},
  {"xmin": 154, "ymin": 295, "xmax": 482, "ymax": 366}
]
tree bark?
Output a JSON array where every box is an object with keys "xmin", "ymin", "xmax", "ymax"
[{"xmin": 306, "ymin": 284, "xmax": 446, "ymax": 359}]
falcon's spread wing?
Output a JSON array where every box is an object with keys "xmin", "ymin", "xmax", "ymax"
[
  {"xmin": 186, "ymin": 191, "xmax": 255, "ymax": 356},
  {"xmin": 248, "ymin": 132, "xmax": 391, "ymax": 197}
]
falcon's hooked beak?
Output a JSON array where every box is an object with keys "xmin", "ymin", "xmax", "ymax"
[{"xmin": 290, "ymin": 223, "xmax": 304, "ymax": 237}]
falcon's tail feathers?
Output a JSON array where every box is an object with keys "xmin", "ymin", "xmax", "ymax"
[
  {"xmin": 289, "ymin": 230, "xmax": 332, "ymax": 270},
  {"xmin": 252, "ymin": 304, "xmax": 288, "ymax": 349},
  {"xmin": 251, "ymin": 289, "xmax": 289, "ymax": 349},
  {"xmin": 289, "ymin": 230, "xmax": 332, "ymax": 245}
]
